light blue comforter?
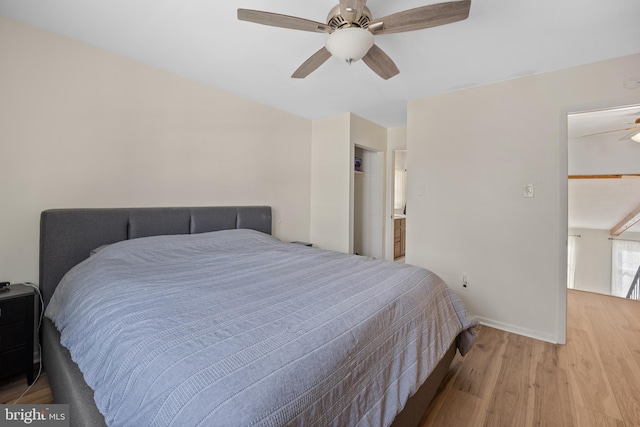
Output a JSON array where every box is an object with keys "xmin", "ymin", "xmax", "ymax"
[{"xmin": 45, "ymin": 229, "xmax": 477, "ymax": 427}]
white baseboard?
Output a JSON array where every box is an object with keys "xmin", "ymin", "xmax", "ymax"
[{"xmin": 475, "ymin": 316, "xmax": 560, "ymax": 344}]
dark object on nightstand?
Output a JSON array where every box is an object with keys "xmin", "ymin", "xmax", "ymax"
[
  {"xmin": 291, "ymin": 241, "xmax": 313, "ymax": 247},
  {"xmin": 0, "ymin": 284, "xmax": 36, "ymax": 385}
]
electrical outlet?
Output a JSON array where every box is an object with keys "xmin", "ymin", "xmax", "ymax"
[{"xmin": 462, "ymin": 274, "xmax": 469, "ymax": 290}]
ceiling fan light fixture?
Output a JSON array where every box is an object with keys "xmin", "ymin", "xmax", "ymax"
[
  {"xmin": 325, "ymin": 27, "xmax": 374, "ymax": 62},
  {"xmin": 632, "ymin": 132, "xmax": 640, "ymax": 143}
]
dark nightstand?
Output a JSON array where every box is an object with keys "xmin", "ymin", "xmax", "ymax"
[{"xmin": 0, "ymin": 284, "xmax": 36, "ymax": 385}]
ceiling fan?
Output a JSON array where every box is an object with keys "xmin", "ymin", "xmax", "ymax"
[
  {"xmin": 583, "ymin": 118, "xmax": 640, "ymax": 142},
  {"xmin": 237, "ymin": 0, "xmax": 471, "ymax": 80}
]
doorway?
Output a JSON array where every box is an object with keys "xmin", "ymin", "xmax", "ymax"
[
  {"xmin": 392, "ymin": 150, "xmax": 407, "ymax": 262},
  {"xmin": 353, "ymin": 145, "xmax": 384, "ymax": 259},
  {"xmin": 567, "ymin": 103, "xmax": 640, "ymax": 298}
]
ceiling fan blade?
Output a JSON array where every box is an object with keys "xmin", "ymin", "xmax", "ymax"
[
  {"xmin": 292, "ymin": 47, "xmax": 332, "ymax": 79},
  {"xmin": 340, "ymin": 0, "xmax": 368, "ymax": 18},
  {"xmin": 238, "ymin": 9, "xmax": 332, "ymax": 34},
  {"xmin": 582, "ymin": 127, "xmax": 638, "ymax": 137},
  {"xmin": 618, "ymin": 129, "xmax": 640, "ymax": 141},
  {"xmin": 362, "ymin": 44, "xmax": 400, "ymax": 80},
  {"xmin": 369, "ymin": 0, "xmax": 471, "ymax": 35}
]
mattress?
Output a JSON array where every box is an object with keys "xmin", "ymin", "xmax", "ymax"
[{"xmin": 45, "ymin": 229, "xmax": 477, "ymax": 427}]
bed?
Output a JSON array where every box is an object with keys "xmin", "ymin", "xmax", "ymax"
[{"xmin": 39, "ymin": 206, "xmax": 477, "ymax": 427}]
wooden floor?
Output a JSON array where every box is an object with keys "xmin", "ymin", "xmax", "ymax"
[
  {"xmin": 0, "ymin": 370, "xmax": 53, "ymax": 405},
  {"xmin": 1, "ymin": 290, "xmax": 639, "ymax": 426},
  {"xmin": 421, "ymin": 290, "xmax": 640, "ymax": 427}
]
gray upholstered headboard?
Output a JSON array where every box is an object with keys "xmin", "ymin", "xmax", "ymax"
[{"xmin": 39, "ymin": 206, "xmax": 272, "ymax": 308}]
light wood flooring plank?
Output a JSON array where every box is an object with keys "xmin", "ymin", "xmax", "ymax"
[
  {"xmin": 450, "ymin": 326, "xmax": 508, "ymax": 400},
  {"xmin": 575, "ymin": 405, "xmax": 626, "ymax": 427},
  {"xmin": 419, "ymin": 354, "xmax": 464, "ymax": 425},
  {"xmin": 0, "ymin": 371, "xmax": 53, "ymax": 405},
  {"xmin": 564, "ymin": 326, "xmax": 622, "ymax": 420},
  {"xmin": 424, "ymin": 388, "xmax": 487, "ymax": 427},
  {"xmin": 422, "ymin": 290, "xmax": 640, "ymax": 427},
  {"xmin": 482, "ymin": 337, "xmax": 532, "ymax": 426},
  {"xmin": 531, "ymin": 361, "xmax": 576, "ymax": 426},
  {"xmin": 609, "ymin": 298, "xmax": 640, "ymax": 371},
  {"xmin": 583, "ymin": 299, "xmax": 640, "ymax": 426}
]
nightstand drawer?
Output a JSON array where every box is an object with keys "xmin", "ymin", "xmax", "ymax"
[
  {"xmin": 0, "ymin": 346, "xmax": 28, "ymax": 378},
  {"xmin": 0, "ymin": 297, "xmax": 27, "ymax": 325},
  {"xmin": 0, "ymin": 322, "xmax": 28, "ymax": 351},
  {"xmin": 0, "ymin": 284, "xmax": 36, "ymax": 385}
]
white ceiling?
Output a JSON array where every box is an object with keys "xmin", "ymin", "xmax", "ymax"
[
  {"xmin": 568, "ymin": 177, "xmax": 640, "ymax": 233},
  {"xmin": 0, "ymin": 0, "xmax": 639, "ymax": 128},
  {"xmin": 1, "ymin": 0, "xmax": 640, "ymax": 232},
  {"xmin": 568, "ymin": 106, "xmax": 640, "ymax": 143},
  {"xmin": 568, "ymin": 105, "xmax": 640, "ymax": 233}
]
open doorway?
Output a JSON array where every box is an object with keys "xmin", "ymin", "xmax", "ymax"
[
  {"xmin": 567, "ymin": 103, "xmax": 640, "ymax": 299},
  {"xmin": 353, "ymin": 145, "xmax": 385, "ymax": 259},
  {"xmin": 392, "ymin": 150, "xmax": 407, "ymax": 262}
]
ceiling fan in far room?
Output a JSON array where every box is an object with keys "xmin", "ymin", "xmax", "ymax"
[
  {"xmin": 237, "ymin": 0, "xmax": 472, "ymax": 80},
  {"xmin": 583, "ymin": 117, "xmax": 640, "ymax": 142}
]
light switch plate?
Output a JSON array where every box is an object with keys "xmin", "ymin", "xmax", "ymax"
[{"xmin": 523, "ymin": 184, "xmax": 535, "ymax": 198}]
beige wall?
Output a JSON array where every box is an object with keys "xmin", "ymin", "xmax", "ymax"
[
  {"xmin": 0, "ymin": 17, "xmax": 312, "ymax": 284},
  {"xmin": 351, "ymin": 114, "xmax": 387, "ymax": 258},
  {"xmin": 387, "ymin": 127, "xmax": 407, "ymax": 152},
  {"xmin": 407, "ymin": 53, "xmax": 640, "ymax": 343},
  {"xmin": 310, "ymin": 113, "xmax": 351, "ymax": 253},
  {"xmin": 310, "ymin": 113, "xmax": 388, "ymax": 254},
  {"xmin": 4, "ymin": 16, "xmax": 640, "ymax": 345},
  {"xmin": 569, "ymin": 228, "xmax": 612, "ymax": 295},
  {"xmin": 570, "ymin": 228, "xmax": 640, "ymax": 296}
]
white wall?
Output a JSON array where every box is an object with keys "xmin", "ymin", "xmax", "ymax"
[
  {"xmin": 0, "ymin": 17, "xmax": 312, "ymax": 285},
  {"xmin": 407, "ymin": 53, "xmax": 640, "ymax": 343},
  {"xmin": 310, "ymin": 113, "xmax": 387, "ymax": 255},
  {"xmin": 570, "ymin": 228, "xmax": 640, "ymax": 296},
  {"xmin": 569, "ymin": 228, "xmax": 640, "ymax": 295},
  {"xmin": 569, "ymin": 228, "xmax": 612, "ymax": 295},
  {"xmin": 351, "ymin": 114, "xmax": 387, "ymax": 152},
  {"xmin": 310, "ymin": 114, "xmax": 351, "ymax": 253},
  {"xmin": 394, "ymin": 150, "xmax": 407, "ymax": 215}
]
